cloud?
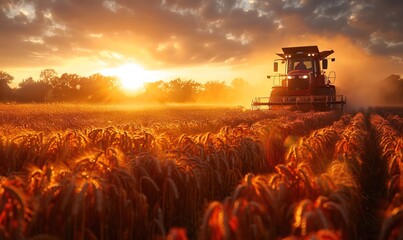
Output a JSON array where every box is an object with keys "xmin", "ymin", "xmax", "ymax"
[{"xmin": 0, "ymin": 0, "xmax": 402, "ymax": 69}]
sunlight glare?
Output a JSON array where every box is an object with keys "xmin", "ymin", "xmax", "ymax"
[{"xmin": 101, "ymin": 63, "xmax": 161, "ymax": 91}]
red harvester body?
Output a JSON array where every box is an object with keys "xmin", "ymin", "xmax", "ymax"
[{"xmin": 252, "ymin": 45, "xmax": 346, "ymax": 110}]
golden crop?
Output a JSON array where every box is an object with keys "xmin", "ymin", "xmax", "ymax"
[{"xmin": 0, "ymin": 104, "xmax": 401, "ymax": 240}]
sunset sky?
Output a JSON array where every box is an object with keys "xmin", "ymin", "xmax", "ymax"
[{"xmin": 1, "ymin": 0, "xmax": 402, "ymax": 102}]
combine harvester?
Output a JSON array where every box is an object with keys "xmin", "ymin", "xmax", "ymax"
[{"xmin": 252, "ymin": 46, "xmax": 346, "ymax": 110}]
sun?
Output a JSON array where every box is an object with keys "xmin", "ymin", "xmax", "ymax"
[{"xmin": 101, "ymin": 63, "xmax": 160, "ymax": 91}]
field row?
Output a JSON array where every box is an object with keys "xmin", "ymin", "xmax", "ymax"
[{"xmin": 371, "ymin": 114, "xmax": 403, "ymax": 239}]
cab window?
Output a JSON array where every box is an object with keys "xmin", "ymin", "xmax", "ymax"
[{"xmin": 289, "ymin": 59, "xmax": 313, "ymax": 72}]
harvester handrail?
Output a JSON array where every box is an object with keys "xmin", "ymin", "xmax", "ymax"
[{"xmin": 327, "ymin": 71, "xmax": 336, "ymax": 84}]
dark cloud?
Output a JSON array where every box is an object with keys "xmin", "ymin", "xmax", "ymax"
[{"xmin": 0, "ymin": 0, "xmax": 402, "ymax": 69}]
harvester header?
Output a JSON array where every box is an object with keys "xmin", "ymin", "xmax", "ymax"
[{"xmin": 252, "ymin": 45, "xmax": 346, "ymax": 111}]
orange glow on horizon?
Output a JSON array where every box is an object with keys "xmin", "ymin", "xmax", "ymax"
[{"xmin": 100, "ymin": 63, "xmax": 163, "ymax": 91}]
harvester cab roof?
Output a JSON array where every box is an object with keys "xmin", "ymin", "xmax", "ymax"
[{"xmin": 276, "ymin": 46, "xmax": 334, "ymax": 60}]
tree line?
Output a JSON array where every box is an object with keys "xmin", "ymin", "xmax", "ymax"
[
  {"xmin": 1, "ymin": 69, "xmax": 402, "ymax": 105},
  {"xmin": 0, "ymin": 69, "xmax": 251, "ymax": 104}
]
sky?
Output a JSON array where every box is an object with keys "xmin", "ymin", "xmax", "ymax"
[{"xmin": 1, "ymin": 0, "xmax": 403, "ymax": 105}]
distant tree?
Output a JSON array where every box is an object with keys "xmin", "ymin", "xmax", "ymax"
[
  {"xmin": 143, "ymin": 80, "xmax": 167, "ymax": 102},
  {"xmin": 200, "ymin": 81, "xmax": 230, "ymax": 103},
  {"xmin": 18, "ymin": 77, "xmax": 35, "ymax": 87},
  {"xmin": 0, "ymin": 71, "xmax": 15, "ymax": 101},
  {"xmin": 78, "ymin": 76, "xmax": 93, "ymax": 101},
  {"xmin": 65, "ymin": 73, "xmax": 82, "ymax": 90},
  {"xmin": 163, "ymin": 78, "xmax": 201, "ymax": 102},
  {"xmin": 0, "ymin": 71, "xmax": 14, "ymax": 85},
  {"xmin": 17, "ymin": 77, "xmax": 50, "ymax": 102},
  {"xmin": 63, "ymin": 73, "xmax": 83, "ymax": 101},
  {"xmin": 84, "ymin": 73, "xmax": 120, "ymax": 102},
  {"xmin": 40, "ymin": 69, "xmax": 58, "ymax": 85},
  {"xmin": 50, "ymin": 74, "xmax": 68, "ymax": 101},
  {"xmin": 50, "ymin": 73, "xmax": 83, "ymax": 101}
]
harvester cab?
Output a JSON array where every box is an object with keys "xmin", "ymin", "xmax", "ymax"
[{"xmin": 252, "ymin": 46, "xmax": 346, "ymax": 110}]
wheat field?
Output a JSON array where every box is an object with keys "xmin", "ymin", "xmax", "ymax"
[{"xmin": 0, "ymin": 104, "xmax": 402, "ymax": 240}]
